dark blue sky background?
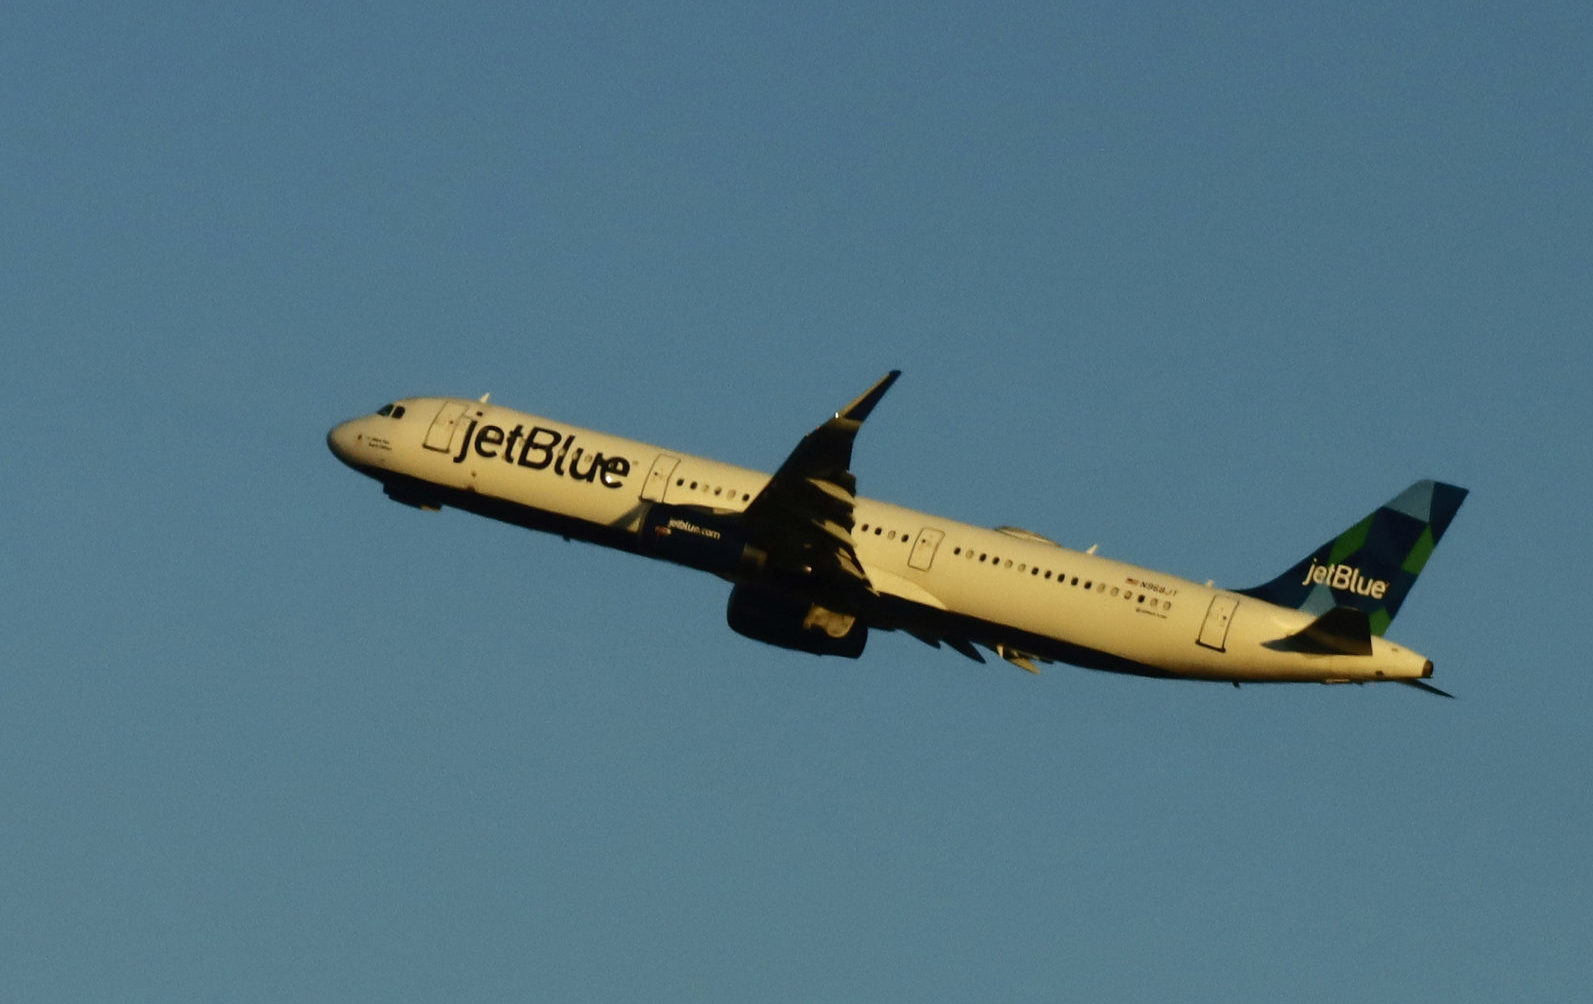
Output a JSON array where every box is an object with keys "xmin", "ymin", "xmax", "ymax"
[{"xmin": 5, "ymin": 3, "xmax": 1590, "ymax": 999}]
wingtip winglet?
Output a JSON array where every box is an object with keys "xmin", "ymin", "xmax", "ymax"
[{"xmin": 837, "ymin": 370, "xmax": 901, "ymax": 423}]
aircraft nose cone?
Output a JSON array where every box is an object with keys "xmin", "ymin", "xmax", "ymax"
[{"xmin": 326, "ymin": 419, "xmax": 360, "ymax": 466}]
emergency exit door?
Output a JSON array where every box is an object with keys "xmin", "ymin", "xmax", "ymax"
[{"xmin": 908, "ymin": 528, "xmax": 945, "ymax": 571}]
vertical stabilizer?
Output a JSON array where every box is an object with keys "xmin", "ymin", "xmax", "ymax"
[{"xmin": 1238, "ymin": 480, "xmax": 1468, "ymax": 635}]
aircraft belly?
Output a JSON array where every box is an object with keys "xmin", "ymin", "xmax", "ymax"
[
  {"xmin": 466, "ymin": 461, "xmax": 633, "ymax": 524},
  {"xmin": 880, "ymin": 561, "xmax": 1423, "ymax": 684},
  {"xmin": 878, "ymin": 556, "xmax": 1196, "ymax": 676},
  {"xmin": 1181, "ymin": 601, "xmax": 1431, "ymax": 683}
]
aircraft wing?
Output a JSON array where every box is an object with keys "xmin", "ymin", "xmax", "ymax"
[{"xmin": 741, "ymin": 371, "xmax": 901, "ymax": 605}]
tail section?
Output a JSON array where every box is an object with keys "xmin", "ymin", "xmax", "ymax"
[{"xmin": 1239, "ymin": 480, "xmax": 1468, "ymax": 635}]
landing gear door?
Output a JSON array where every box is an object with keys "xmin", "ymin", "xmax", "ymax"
[
  {"xmin": 424, "ymin": 402, "xmax": 470, "ymax": 453},
  {"xmin": 642, "ymin": 453, "xmax": 680, "ymax": 503},
  {"xmin": 908, "ymin": 528, "xmax": 945, "ymax": 571},
  {"xmin": 1197, "ymin": 594, "xmax": 1239, "ymax": 651}
]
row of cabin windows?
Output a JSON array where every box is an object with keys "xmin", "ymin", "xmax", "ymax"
[
  {"xmin": 949, "ymin": 544, "xmax": 1174, "ymax": 611},
  {"xmin": 675, "ymin": 477, "xmax": 753, "ymax": 504},
  {"xmin": 857, "ymin": 522, "xmax": 913, "ymax": 544}
]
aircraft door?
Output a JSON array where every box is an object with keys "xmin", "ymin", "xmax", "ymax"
[
  {"xmin": 424, "ymin": 402, "xmax": 470, "ymax": 452},
  {"xmin": 908, "ymin": 528, "xmax": 945, "ymax": 571},
  {"xmin": 1197, "ymin": 594, "xmax": 1239, "ymax": 651},
  {"xmin": 642, "ymin": 453, "xmax": 680, "ymax": 503}
]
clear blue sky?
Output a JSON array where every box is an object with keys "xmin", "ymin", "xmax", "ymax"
[{"xmin": 5, "ymin": 2, "xmax": 1590, "ymax": 1000}]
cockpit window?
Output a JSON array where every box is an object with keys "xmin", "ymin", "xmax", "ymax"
[
  {"xmin": 376, "ymin": 403, "xmax": 394, "ymax": 416},
  {"xmin": 391, "ymin": 405, "xmax": 405, "ymax": 418}
]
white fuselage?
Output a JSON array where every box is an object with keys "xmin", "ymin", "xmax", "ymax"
[{"xmin": 328, "ymin": 397, "xmax": 1434, "ymax": 687}]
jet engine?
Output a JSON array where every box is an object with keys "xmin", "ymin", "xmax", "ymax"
[
  {"xmin": 639, "ymin": 504, "xmax": 766, "ymax": 576},
  {"xmin": 725, "ymin": 584, "xmax": 867, "ymax": 658}
]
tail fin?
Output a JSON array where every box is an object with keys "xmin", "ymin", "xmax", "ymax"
[{"xmin": 1238, "ymin": 480, "xmax": 1468, "ymax": 636}]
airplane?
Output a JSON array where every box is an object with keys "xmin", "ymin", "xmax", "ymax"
[{"xmin": 327, "ymin": 371, "xmax": 1467, "ymax": 696}]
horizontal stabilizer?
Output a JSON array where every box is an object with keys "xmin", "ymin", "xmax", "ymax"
[
  {"xmin": 1264, "ymin": 606, "xmax": 1373, "ymax": 656},
  {"xmin": 1399, "ymin": 678, "xmax": 1456, "ymax": 699}
]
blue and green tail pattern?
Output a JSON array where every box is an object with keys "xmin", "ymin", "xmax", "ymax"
[{"xmin": 1238, "ymin": 480, "xmax": 1468, "ymax": 636}]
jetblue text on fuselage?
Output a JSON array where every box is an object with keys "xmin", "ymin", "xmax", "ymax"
[{"xmin": 454, "ymin": 418, "xmax": 632, "ymax": 489}]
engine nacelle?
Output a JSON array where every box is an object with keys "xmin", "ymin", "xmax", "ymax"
[
  {"xmin": 726, "ymin": 584, "xmax": 868, "ymax": 659},
  {"xmin": 639, "ymin": 504, "xmax": 766, "ymax": 576}
]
